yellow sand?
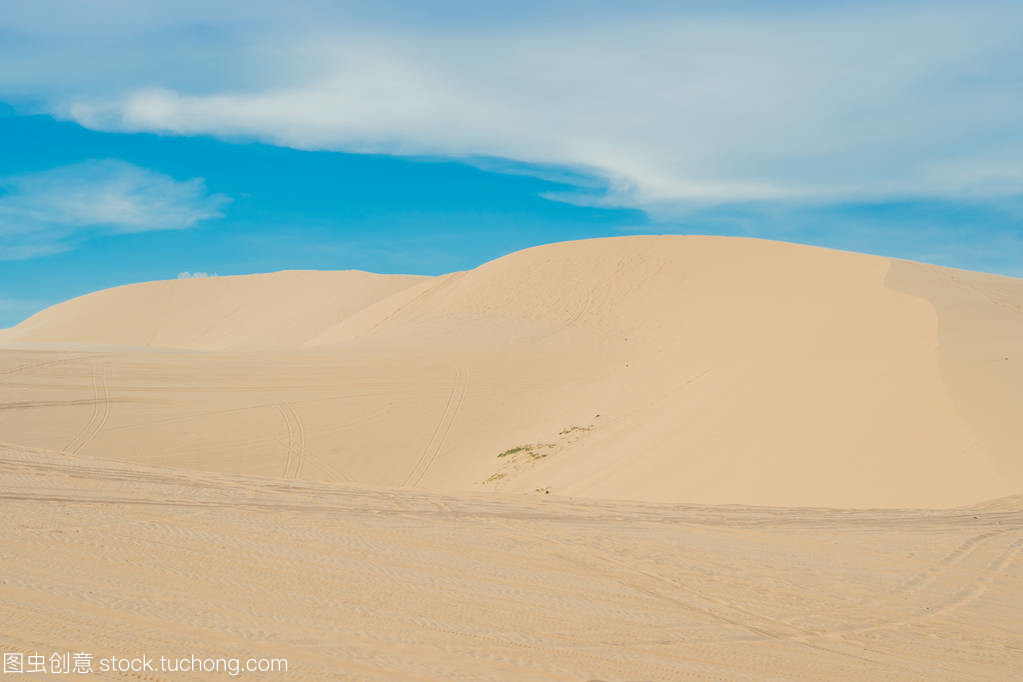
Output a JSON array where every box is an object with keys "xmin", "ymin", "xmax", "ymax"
[
  {"xmin": 1, "ymin": 236, "xmax": 1021, "ymax": 679},
  {"xmin": 3, "ymin": 236, "xmax": 1021, "ymax": 507},
  {"xmin": 1, "ymin": 444, "xmax": 1020, "ymax": 680}
]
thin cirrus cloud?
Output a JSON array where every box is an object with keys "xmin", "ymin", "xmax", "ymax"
[
  {"xmin": 31, "ymin": 1, "xmax": 1023, "ymax": 216},
  {"xmin": 0, "ymin": 160, "xmax": 230, "ymax": 260}
]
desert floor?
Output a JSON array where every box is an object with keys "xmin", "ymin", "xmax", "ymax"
[{"xmin": 2, "ymin": 443, "xmax": 1021, "ymax": 681}]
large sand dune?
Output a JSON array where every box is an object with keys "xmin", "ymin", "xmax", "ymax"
[
  {"xmin": 3, "ymin": 236, "xmax": 1022, "ymax": 679},
  {"xmin": 2, "ymin": 236, "xmax": 1022, "ymax": 507}
]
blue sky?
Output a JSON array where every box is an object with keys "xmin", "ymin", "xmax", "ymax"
[{"xmin": 1, "ymin": 0, "xmax": 1022, "ymax": 326}]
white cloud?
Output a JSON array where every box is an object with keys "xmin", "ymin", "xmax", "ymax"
[
  {"xmin": 0, "ymin": 160, "xmax": 229, "ymax": 260},
  {"xmin": 177, "ymin": 271, "xmax": 217, "ymax": 278},
  {"xmin": 15, "ymin": 2, "xmax": 1017, "ymax": 214},
  {"xmin": 0, "ymin": 2, "xmax": 1021, "ymax": 216}
]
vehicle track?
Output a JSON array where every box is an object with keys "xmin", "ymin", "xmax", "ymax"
[
  {"xmin": 794, "ymin": 530, "xmax": 1023, "ymax": 641},
  {"xmin": 64, "ymin": 361, "xmax": 110, "ymax": 456},
  {"xmin": 402, "ymin": 365, "xmax": 468, "ymax": 487},
  {"xmin": 0, "ymin": 352, "xmax": 113, "ymax": 382},
  {"xmin": 872, "ymin": 534, "xmax": 1023, "ymax": 630},
  {"xmin": 881, "ymin": 529, "xmax": 1006, "ymax": 601},
  {"xmin": 490, "ymin": 518, "xmax": 812, "ymax": 643},
  {"xmin": 277, "ymin": 404, "xmax": 306, "ymax": 480}
]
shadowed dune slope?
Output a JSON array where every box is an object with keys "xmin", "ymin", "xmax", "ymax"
[{"xmin": 2, "ymin": 236, "xmax": 1021, "ymax": 507}]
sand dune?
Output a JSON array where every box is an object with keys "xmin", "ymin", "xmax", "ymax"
[
  {"xmin": 3, "ymin": 236, "xmax": 1022, "ymax": 679},
  {"xmin": 3, "ymin": 269, "xmax": 427, "ymax": 351},
  {"xmin": 2, "ymin": 236, "xmax": 1022, "ymax": 508}
]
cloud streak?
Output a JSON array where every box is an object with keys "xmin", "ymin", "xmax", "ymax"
[
  {"xmin": 0, "ymin": 160, "xmax": 229, "ymax": 260},
  {"xmin": 16, "ymin": 1, "xmax": 1018, "ymax": 214},
  {"xmin": 0, "ymin": 1, "xmax": 1020, "ymax": 221}
]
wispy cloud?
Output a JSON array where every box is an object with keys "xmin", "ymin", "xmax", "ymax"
[
  {"xmin": 177, "ymin": 271, "xmax": 217, "ymax": 278},
  {"xmin": 0, "ymin": 160, "xmax": 229, "ymax": 260},
  {"xmin": 6, "ymin": 1, "xmax": 1015, "ymax": 214},
  {"xmin": 615, "ymin": 196, "xmax": 1023, "ymax": 277}
]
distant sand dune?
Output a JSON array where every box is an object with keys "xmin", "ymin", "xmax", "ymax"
[
  {"xmin": 2, "ymin": 236, "xmax": 1021, "ymax": 507},
  {"xmin": 3, "ymin": 269, "xmax": 428, "ymax": 351}
]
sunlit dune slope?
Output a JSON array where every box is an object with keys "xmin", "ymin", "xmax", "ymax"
[
  {"xmin": 3, "ymin": 270, "xmax": 428, "ymax": 350},
  {"xmin": 2, "ymin": 236, "xmax": 1021, "ymax": 507}
]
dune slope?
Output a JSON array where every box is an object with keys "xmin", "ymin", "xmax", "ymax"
[
  {"xmin": 1, "ymin": 236, "xmax": 1020, "ymax": 507},
  {"xmin": 3, "ymin": 270, "xmax": 428, "ymax": 351}
]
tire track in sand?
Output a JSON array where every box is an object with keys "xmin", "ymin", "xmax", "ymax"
[
  {"xmin": 0, "ymin": 353, "xmax": 112, "ymax": 381},
  {"xmin": 64, "ymin": 361, "xmax": 110, "ymax": 456},
  {"xmin": 278, "ymin": 403, "xmax": 352, "ymax": 483},
  {"xmin": 858, "ymin": 534, "xmax": 1023, "ymax": 633},
  {"xmin": 918, "ymin": 535, "xmax": 1023, "ymax": 618},
  {"xmin": 876, "ymin": 529, "xmax": 1007, "ymax": 603},
  {"xmin": 277, "ymin": 404, "xmax": 306, "ymax": 480},
  {"xmin": 789, "ymin": 531, "xmax": 1023, "ymax": 642},
  {"xmin": 402, "ymin": 365, "xmax": 468, "ymax": 487}
]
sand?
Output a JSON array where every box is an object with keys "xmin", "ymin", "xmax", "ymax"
[{"xmin": 1, "ymin": 236, "xmax": 1021, "ymax": 679}]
